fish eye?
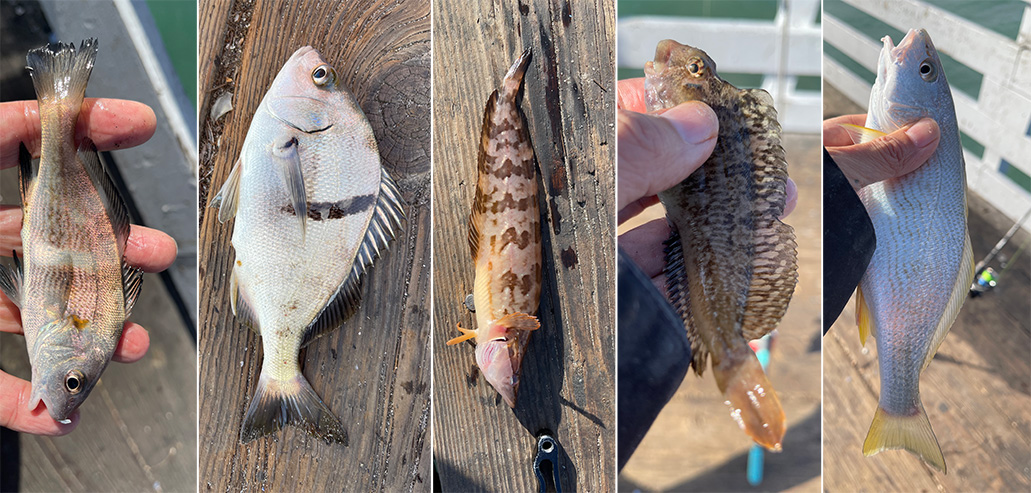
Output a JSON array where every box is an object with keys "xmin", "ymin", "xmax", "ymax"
[
  {"xmin": 688, "ymin": 58, "xmax": 705, "ymax": 76},
  {"xmin": 311, "ymin": 64, "xmax": 335, "ymax": 87},
  {"xmin": 64, "ymin": 370, "xmax": 85, "ymax": 394},
  {"xmin": 919, "ymin": 60, "xmax": 937, "ymax": 82}
]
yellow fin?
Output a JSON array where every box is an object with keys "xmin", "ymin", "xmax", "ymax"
[
  {"xmin": 863, "ymin": 405, "xmax": 946, "ymax": 473},
  {"xmin": 856, "ymin": 286, "xmax": 874, "ymax": 347},
  {"xmin": 446, "ymin": 323, "xmax": 477, "ymax": 346},
  {"xmin": 494, "ymin": 312, "xmax": 540, "ymax": 332},
  {"xmin": 839, "ymin": 123, "xmax": 888, "ymax": 145}
]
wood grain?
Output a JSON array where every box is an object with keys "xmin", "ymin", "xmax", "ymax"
[
  {"xmin": 196, "ymin": 0, "xmax": 431, "ymax": 491},
  {"xmin": 432, "ymin": 0, "xmax": 616, "ymax": 491}
]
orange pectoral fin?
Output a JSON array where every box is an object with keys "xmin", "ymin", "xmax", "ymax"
[
  {"xmin": 494, "ymin": 312, "xmax": 540, "ymax": 333},
  {"xmin": 446, "ymin": 323, "xmax": 477, "ymax": 346}
]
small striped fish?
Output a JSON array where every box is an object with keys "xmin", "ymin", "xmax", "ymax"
[
  {"xmin": 447, "ymin": 51, "xmax": 542, "ymax": 408},
  {"xmin": 210, "ymin": 46, "xmax": 404, "ymax": 443},
  {"xmin": 0, "ymin": 39, "xmax": 142, "ymax": 423},
  {"xmin": 846, "ymin": 29, "xmax": 973, "ymax": 474},
  {"xmin": 645, "ymin": 40, "xmax": 797, "ymax": 451}
]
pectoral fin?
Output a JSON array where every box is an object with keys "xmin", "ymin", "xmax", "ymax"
[
  {"xmin": 446, "ymin": 323, "xmax": 477, "ymax": 345},
  {"xmin": 210, "ymin": 158, "xmax": 242, "ymax": 223},
  {"xmin": 272, "ymin": 137, "xmax": 307, "ymax": 238},
  {"xmin": 839, "ymin": 123, "xmax": 888, "ymax": 145}
]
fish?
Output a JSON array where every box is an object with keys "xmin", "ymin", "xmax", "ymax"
[
  {"xmin": 843, "ymin": 29, "xmax": 973, "ymax": 473},
  {"xmin": 210, "ymin": 46, "xmax": 405, "ymax": 443},
  {"xmin": 644, "ymin": 39, "xmax": 797, "ymax": 451},
  {"xmin": 0, "ymin": 39, "xmax": 143, "ymax": 423},
  {"xmin": 446, "ymin": 50, "xmax": 542, "ymax": 408}
]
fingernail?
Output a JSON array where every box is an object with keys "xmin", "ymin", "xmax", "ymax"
[
  {"xmin": 906, "ymin": 119, "xmax": 939, "ymax": 149},
  {"xmin": 662, "ymin": 102, "xmax": 718, "ymax": 145}
]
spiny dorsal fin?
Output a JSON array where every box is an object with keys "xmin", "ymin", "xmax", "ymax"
[
  {"xmin": 301, "ymin": 170, "xmax": 405, "ymax": 347},
  {"xmin": 122, "ymin": 263, "xmax": 143, "ymax": 317},
  {"xmin": 210, "ymin": 158, "xmax": 242, "ymax": 224},
  {"xmin": 468, "ymin": 90, "xmax": 500, "ymax": 258},
  {"xmin": 77, "ymin": 138, "xmax": 131, "ymax": 256},
  {"xmin": 18, "ymin": 143, "xmax": 35, "ymax": 206},
  {"xmin": 0, "ymin": 251, "xmax": 23, "ymax": 308},
  {"xmin": 663, "ymin": 227, "xmax": 707, "ymax": 375},
  {"xmin": 737, "ymin": 88, "xmax": 798, "ymax": 341}
]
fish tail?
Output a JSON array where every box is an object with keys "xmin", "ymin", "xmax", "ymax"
[
  {"xmin": 863, "ymin": 405, "xmax": 946, "ymax": 473},
  {"xmin": 240, "ymin": 370, "xmax": 347, "ymax": 445},
  {"xmin": 26, "ymin": 38, "xmax": 98, "ymax": 107},
  {"xmin": 712, "ymin": 344, "xmax": 786, "ymax": 451},
  {"xmin": 502, "ymin": 49, "xmax": 531, "ymax": 99}
]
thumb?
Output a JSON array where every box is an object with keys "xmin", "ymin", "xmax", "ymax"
[
  {"xmin": 617, "ymin": 102, "xmax": 718, "ymax": 211},
  {"xmin": 828, "ymin": 118, "xmax": 940, "ymax": 191}
]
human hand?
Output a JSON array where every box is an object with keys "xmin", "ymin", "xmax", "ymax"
[
  {"xmin": 617, "ymin": 78, "xmax": 797, "ymax": 292},
  {"xmin": 0, "ymin": 99, "xmax": 176, "ymax": 436},
  {"xmin": 823, "ymin": 114, "xmax": 940, "ymax": 191}
]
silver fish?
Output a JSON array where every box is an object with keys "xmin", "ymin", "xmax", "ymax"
[
  {"xmin": 847, "ymin": 29, "xmax": 973, "ymax": 473},
  {"xmin": 210, "ymin": 46, "xmax": 404, "ymax": 443},
  {"xmin": 0, "ymin": 39, "xmax": 142, "ymax": 423}
]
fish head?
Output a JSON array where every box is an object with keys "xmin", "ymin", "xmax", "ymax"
[
  {"xmin": 873, "ymin": 29, "xmax": 952, "ymax": 131},
  {"xmin": 474, "ymin": 335, "xmax": 522, "ymax": 408},
  {"xmin": 263, "ymin": 46, "xmax": 362, "ymax": 134},
  {"xmin": 27, "ymin": 316, "xmax": 110, "ymax": 422},
  {"xmin": 644, "ymin": 39, "xmax": 723, "ymax": 111}
]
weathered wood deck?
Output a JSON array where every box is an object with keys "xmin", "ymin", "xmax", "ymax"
[
  {"xmin": 0, "ymin": 4, "xmax": 196, "ymax": 491},
  {"xmin": 195, "ymin": 0, "xmax": 430, "ymax": 490},
  {"xmin": 616, "ymin": 134, "xmax": 824, "ymax": 492},
  {"xmin": 431, "ymin": 0, "xmax": 616, "ymax": 490},
  {"xmin": 823, "ymin": 83, "xmax": 1031, "ymax": 492}
]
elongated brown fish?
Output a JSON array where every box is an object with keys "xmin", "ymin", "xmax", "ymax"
[
  {"xmin": 211, "ymin": 46, "xmax": 404, "ymax": 443},
  {"xmin": 644, "ymin": 40, "xmax": 797, "ymax": 450},
  {"xmin": 0, "ymin": 39, "xmax": 142, "ymax": 423},
  {"xmin": 446, "ymin": 50, "xmax": 542, "ymax": 407}
]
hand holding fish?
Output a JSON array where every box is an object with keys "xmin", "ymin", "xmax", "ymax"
[
  {"xmin": 0, "ymin": 98, "xmax": 176, "ymax": 437},
  {"xmin": 824, "ymin": 113, "xmax": 940, "ymax": 191}
]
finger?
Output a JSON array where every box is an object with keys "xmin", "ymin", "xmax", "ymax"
[
  {"xmin": 822, "ymin": 114, "xmax": 869, "ymax": 147},
  {"xmin": 781, "ymin": 178, "xmax": 797, "ymax": 220},
  {"xmin": 827, "ymin": 118, "xmax": 940, "ymax": 190},
  {"xmin": 113, "ymin": 323, "xmax": 150, "ymax": 363},
  {"xmin": 617, "ymin": 195, "xmax": 660, "ymax": 225},
  {"xmin": 617, "ymin": 78, "xmax": 647, "ymax": 112},
  {"xmin": 617, "ymin": 102, "xmax": 719, "ymax": 211},
  {"xmin": 0, "ymin": 370, "xmax": 79, "ymax": 436},
  {"xmin": 0, "ymin": 207, "xmax": 176, "ymax": 274},
  {"xmin": 1, "ymin": 99, "xmax": 156, "ymax": 167},
  {"xmin": 618, "ymin": 218, "xmax": 671, "ymax": 279}
]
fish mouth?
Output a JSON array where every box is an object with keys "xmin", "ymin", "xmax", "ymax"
[
  {"xmin": 888, "ymin": 29, "xmax": 929, "ymax": 63},
  {"xmin": 644, "ymin": 39, "xmax": 676, "ymax": 77}
]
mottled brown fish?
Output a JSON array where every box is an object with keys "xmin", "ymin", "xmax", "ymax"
[
  {"xmin": 446, "ymin": 50, "xmax": 542, "ymax": 407},
  {"xmin": 644, "ymin": 40, "xmax": 797, "ymax": 450},
  {"xmin": 0, "ymin": 39, "xmax": 142, "ymax": 423}
]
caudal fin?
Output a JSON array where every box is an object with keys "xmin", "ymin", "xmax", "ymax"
[
  {"xmin": 863, "ymin": 405, "xmax": 946, "ymax": 473},
  {"xmin": 712, "ymin": 344, "xmax": 786, "ymax": 451},
  {"xmin": 240, "ymin": 371, "xmax": 347, "ymax": 444},
  {"xmin": 26, "ymin": 38, "xmax": 97, "ymax": 107}
]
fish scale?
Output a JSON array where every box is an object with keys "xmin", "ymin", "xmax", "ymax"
[
  {"xmin": 644, "ymin": 39, "xmax": 797, "ymax": 451},
  {"xmin": 851, "ymin": 28, "xmax": 973, "ymax": 474}
]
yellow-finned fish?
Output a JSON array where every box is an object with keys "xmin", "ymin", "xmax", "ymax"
[
  {"xmin": 446, "ymin": 51, "xmax": 542, "ymax": 408},
  {"xmin": 844, "ymin": 29, "xmax": 973, "ymax": 473},
  {"xmin": 644, "ymin": 40, "xmax": 797, "ymax": 451},
  {"xmin": 210, "ymin": 46, "xmax": 405, "ymax": 443},
  {"xmin": 0, "ymin": 39, "xmax": 143, "ymax": 423}
]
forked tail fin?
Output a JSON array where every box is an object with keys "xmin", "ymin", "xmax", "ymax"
[
  {"xmin": 26, "ymin": 38, "xmax": 97, "ymax": 107},
  {"xmin": 863, "ymin": 405, "xmax": 946, "ymax": 473},
  {"xmin": 712, "ymin": 344, "xmax": 786, "ymax": 451},
  {"xmin": 240, "ymin": 371, "xmax": 347, "ymax": 444}
]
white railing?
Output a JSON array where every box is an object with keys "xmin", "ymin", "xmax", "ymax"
[
  {"xmin": 618, "ymin": 0, "xmax": 822, "ymax": 133},
  {"xmin": 824, "ymin": 0, "xmax": 1031, "ymax": 231}
]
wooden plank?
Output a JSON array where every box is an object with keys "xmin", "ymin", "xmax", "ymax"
[
  {"xmin": 617, "ymin": 134, "xmax": 823, "ymax": 493},
  {"xmin": 431, "ymin": 0, "xmax": 615, "ymax": 490},
  {"xmin": 823, "ymin": 84, "xmax": 1031, "ymax": 492},
  {"xmin": 195, "ymin": 0, "xmax": 431, "ymax": 490}
]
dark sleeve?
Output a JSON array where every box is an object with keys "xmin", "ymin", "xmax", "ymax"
[
  {"xmin": 616, "ymin": 247, "xmax": 691, "ymax": 471},
  {"xmin": 823, "ymin": 148, "xmax": 876, "ymax": 334}
]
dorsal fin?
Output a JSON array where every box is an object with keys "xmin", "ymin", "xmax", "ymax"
[
  {"xmin": 122, "ymin": 264, "xmax": 143, "ymax": 317},
  {"xmin": 0, "ymin": 251, "xmax": 23, "ymax": 308},
  {"xmin": 736, "ymin": 88, "xmax": 798, "ymax": 341},
  {"xmin": 77, "ymin": 138, "xmax": 131, "ymax": 255},
  {"xmin": 468, "ymin": 90, "xmax": 499, "ymax": 258},
  {"xmin": 663, "ymin": 227, "xmax": 707, "ymax": 375},
  {"xmin": 921, "ymin": 235, "xmax": 973, "ymax": 370},
  {"xmin": 301, "ymin": 170, "xmax": 405, "ymax": 347}
]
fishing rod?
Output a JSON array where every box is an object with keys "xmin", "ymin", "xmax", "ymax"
[{"xmin": 969, "ymin": 205, "xmax": 1031, "ymax": 297}]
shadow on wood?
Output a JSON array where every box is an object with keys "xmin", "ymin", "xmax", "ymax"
[
  {"xmin": 432, "ymin": 0, "xmax": 616, "ymax": 491},
  {"xmin": 196, "ymin": 0, "xmax": 431, "ymax": 490}
]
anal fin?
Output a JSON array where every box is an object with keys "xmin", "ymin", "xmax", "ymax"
[
  {"xmin": 122, "ymin": 263, "xmax": 143, "ymax": 317},
  {"xmin": 0, "ymin": 251, "xmax": 23, "ymax": 308},
  {"xmin": 18, "ymin": 143, "xmax": 35, "ymax": 205},
  {"xmin": 663, "ymin": 227, "xmax": 706, "ymax": 374},
  {"xmin": 856, "ymin": 286, "xmax": 874, "ymax": 347},
  {"xmin": 78, "ymin": 138, "xmax": 131, "ymax": 254}
]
